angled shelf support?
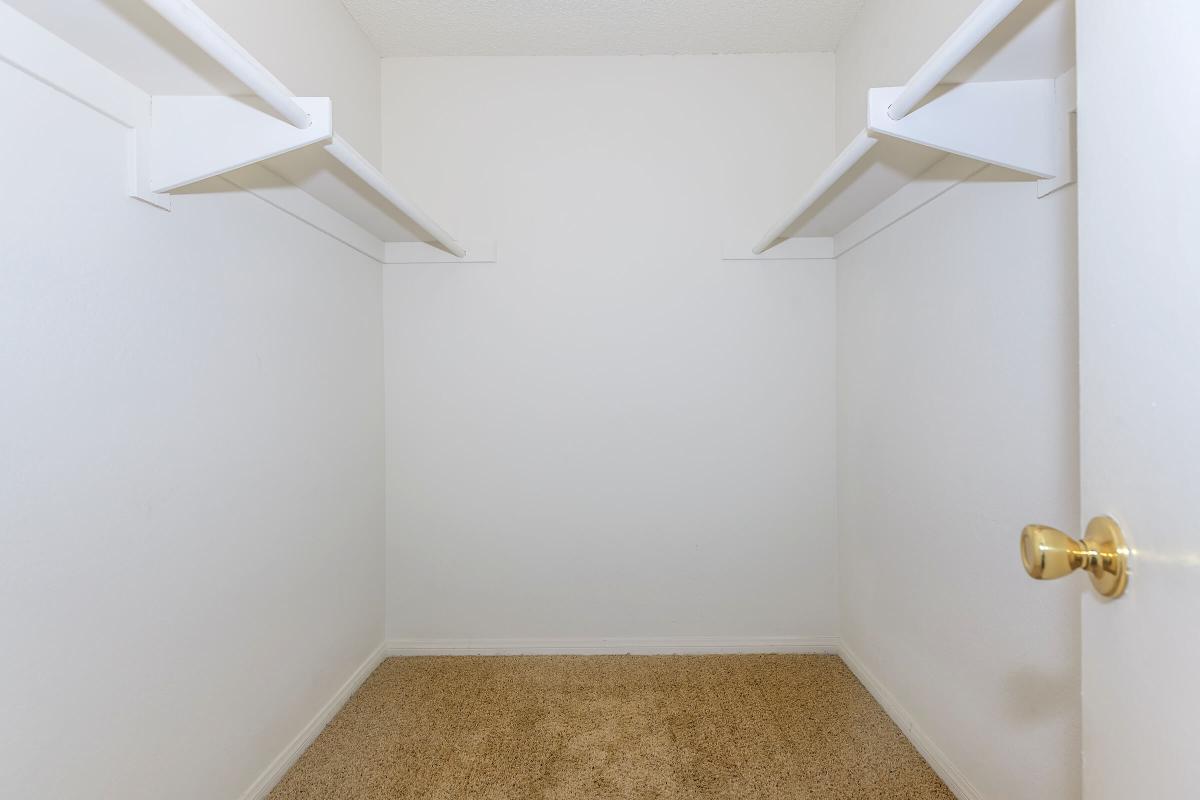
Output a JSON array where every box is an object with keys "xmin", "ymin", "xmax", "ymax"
[
  {"xmin": 143, "ymin": 96, "xmax": 332, "ymax": 194},
  {"xmin": 3, "ymin": 0, "xmax": 490, "ymax": 262},
  {"xmin": 750, "ymin": 0, "xmax": 1075, "ymax": 257},
  {"xmin": 135, "ymin": 0, "xmax": 468, "ymax": 258},
  {"xmin": 867, "ymin": 78, "xmax": 1062, "ymax": 179},
  {"xmin": 1036, "ymin": 67, "xmax": 1077, "ymax": 198}
]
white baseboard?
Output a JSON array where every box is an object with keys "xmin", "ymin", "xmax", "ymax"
[
  {"xmin": 239, "ymin": 643, "xmax": 386, "ymax": 800},
  {"xmin": 838, "ymin": 644, "xmax": 983, "ymax": 800},
  {"xmin": 385, "ymin": 636, "xmax": 840, "ymax": 656}
]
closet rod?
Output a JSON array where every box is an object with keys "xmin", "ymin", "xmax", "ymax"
[
  {"xmin": 140, "ymin": 0, "xmax": 311, "ymax": 129},
  {"xmin": 325, "ymin": 136, "xmax": 468, "ymax": 258},
  {"xmin": 752, "ymin": 130, "xmax": 877, "ymax": 254},
  {"xmin": 141, "ymin": 0, "xmax": 466, "ymax": 256},
  {"xmin": 751, "ymin": 0, "xmax": 1028, "ymax": 254},
  {"xmin": 887, "ymin": 0, "xmax": 1024, "ymax": 120}
]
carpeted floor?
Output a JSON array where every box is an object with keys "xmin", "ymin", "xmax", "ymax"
[{"xmin": 267, "ymin": 654, "xmax": 955, "ymax": 799}]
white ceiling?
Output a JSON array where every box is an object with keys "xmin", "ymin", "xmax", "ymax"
[{"xmin": 340, "ymin": 0, "xmax": 866, "ymax": 57}]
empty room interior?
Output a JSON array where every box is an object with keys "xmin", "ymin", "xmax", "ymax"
[{"xmin": 4, "ymin": 0, "xmax": 1197, "ymax": 798}]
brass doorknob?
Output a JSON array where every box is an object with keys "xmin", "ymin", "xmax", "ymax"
[{"xmin": 1020, "ymin": 516, "xmax": 1129, "ymax": 598}]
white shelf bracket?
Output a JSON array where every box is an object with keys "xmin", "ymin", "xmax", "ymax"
[
  {"xmin": 139, "ymin": 95, "xmax": 332, "ymax": 195},
  {"xmin": 1036, "ymin": 68, "xmax": 1077, "ymax": 198},
  {"xmin": 126, "ymin": 127, "xmax": 171, "ymax": 210},
  {"xmin": 868, "ymin": 79, "xmax": 1063, "ymax": 180}
]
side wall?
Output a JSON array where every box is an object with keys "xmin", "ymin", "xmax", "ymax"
[
  {"xmin": 199, "ymin": 0, "xmax": 383, "ymax": 164},
  {"xmin": 834, "ymin": 0, "xmax": 981, "ymax": 150},
  {"xmin": 4, "ymin": 0, "xmax": 384, "ymax": 165},
  {"xmin": 379, "ymin": 55, "xmax": 839, "ymax": 649},
  {"xmin": 0, "ymin": 40, "xmax": 383, "ymax": 800},
  {"xmin": 835, "ymin": 2, "xmax": 1081, "ymax": 798}
]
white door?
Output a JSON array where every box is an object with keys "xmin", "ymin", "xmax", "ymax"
[{"xmin": 1076, "ymin": 2, "xmax": 1200, "ymax": 797}]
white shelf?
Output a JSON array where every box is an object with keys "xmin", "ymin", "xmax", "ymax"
[
  {"xmin": 751, "ymin": 0, "xmax": 1076, "ymax": 257},
  {"xmin": 265, "ymin": 145, "xmax": 430, "ymax": 245},
  {"xmin": 0, "ymin": 0, "xmax": 479, "ymax": 262},
  {"xmin": 781, "ymin": 137, "xmax": 947, "ymax": 240}
]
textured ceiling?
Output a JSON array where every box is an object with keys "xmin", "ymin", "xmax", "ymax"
[{"xmin": 341, "ymin": 0, "xmax": 865, "ymax": 56}]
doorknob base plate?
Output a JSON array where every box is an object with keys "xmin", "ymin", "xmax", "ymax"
[{"xmin": 1085, "ymin": 516, "xmax": 1129, "ymax": 599}]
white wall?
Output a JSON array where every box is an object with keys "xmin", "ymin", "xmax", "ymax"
[
  {"xmin": 0, "ymin": 54, "xmax": 383, "ymax": 800},
  {"xmin": 380, "ymin": 55, "xmax": 839, "ymax": 646},
  {"xmin": 1, "ymin": 2, "xmax": 1085, "ymax": 795},
  {"xmin": 835, "ymin": 2, "xmax": 1081, "ymax": 798},
  {"xmin": 834, "ymin": 0, "xmax": 980, "ymax": 149},
  {"xmin": 4, "ymin": 0, "xmax": 384, "ymax": 167},
  {"xmin": 198, "ymin": 0, "xmax": 383, "ymax": 164}
]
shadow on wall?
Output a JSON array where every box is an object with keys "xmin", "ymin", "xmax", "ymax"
[{"xmin": 1002, "ymin": 579, "xmax": 1083, "ymax": 726}]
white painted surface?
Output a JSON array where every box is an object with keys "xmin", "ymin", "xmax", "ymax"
[
  {"xmin": 837, "ymin": 169, "xmax": 1080, "ymax": 800},
  {"xmin": 840, "ymin": 645, "xmax": 983, "ymax": 799},
  {"xmin": 754, "ymin": 129, "xmax": 878, "ymax": 254},
  {"xmin": 383, "ymin": 240, "xmax": 497, "ymax": 264},
  {"xmin": 723, "ymin": 237, "xmax": 835, "ymax": 262},
  {"xmin": 148, "ymin": 95, "xmax": 332, "ymax": 193},
  {"xmin": 323, "ymin": 135, "xmax": 465, "ymax": 257},
  {"xmin": 762, "ymin": 0, "xmax": 1073, "ymax": 255},
  {"xmin": 834, "ymin": 3, "xmax": 1082, "ymax": 796},
  {"xmin": 867, "ymin": 79, "xmax": 1060, "ymax": 178},
  {"xmin": 195, "ymin": 0, "xmax": 381, "ymax": 161},
  {"xmin": 6, "ymin": 0, "xmax": 383, "ymax": 165},
  {"xmin": 344, "ymin": 0, "xmax": 864, "ymax": 56},
  {"xmin": 884, "ymin": 0, "xmax": 1023, "ymax": 120},
  {"xmin": 239, "ymin": 646, "xmax": 386, "ymax": 800},
  {"xmin": 1, "ymin": 1, "xmax": 453, "ymax": 251},
  {"xmin": 1076, "ymin": 3, "xmax": 1200, "ymax": 798},
  {"xmin": 0, "ymin": 61, "xmax": 384, "ymax": 800},
  {"xmin": 380, "ymin": 55, "xmax": 838, "ymax": 644},
  {"xmin": 141, "ymin": 0, "xmax": 313, "ymax": 129},
  {"xmin": 0, "ymin": 1, "xmax": 146, "ymax": 128},
  {"xmin": 387, "ymin": 637, "xmax": 839, "ymax": 656},
  {"xmin": 833, "ymin": 154, "xmax": 984, "ymax": 257},
  {"xmin": 835, "ymin": 0, "xmax": 979, "ymax": 148},
  {"xmin": 780, "ymin": 136, "xmax": 947, "ymax": 240},
  {"xmin": 834, "ymin": 0, "xmax": 1073, "ymax": 149},
  {"xmin": 221, "ymin": 163, "xmax": 385, "ymax": 262}
]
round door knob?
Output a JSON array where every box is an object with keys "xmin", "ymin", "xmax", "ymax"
[
  {"xmin": 1020, "ymin": 524, "xmax": 1087, "ymax": 580},
  {"xmin": 1020, "ymin": 516, "xmax": 1130, "ymax": 598}
]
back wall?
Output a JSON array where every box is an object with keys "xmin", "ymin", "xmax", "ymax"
[{"xmin": 380, "ymin": 54, "xmax": 838, "ymax": 648}]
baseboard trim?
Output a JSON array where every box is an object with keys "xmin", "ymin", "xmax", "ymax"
[
  {"xmin": 385, "ymin": 636, "xmax": 840, "ymax": 656},
  {"xmin": 239, "ymin": 642, "xmax": 386, "ymax": 800},
  {"xmin": 838, "ymin": 644, "xmax": 983, "ymax": 800}
]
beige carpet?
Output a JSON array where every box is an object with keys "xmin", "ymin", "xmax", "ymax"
[{"xmin": 268, "ymin": 654, "xmax": 954, "ymax": 799}]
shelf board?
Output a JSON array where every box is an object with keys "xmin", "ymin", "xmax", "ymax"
[
  {"xmin": 264, "ymin": 146, "xmax": 429, "ymax": 244},
  {"xmin": 781, "ymin": 138, "xmax": 946, "ymax": 239},
  {"xmin": 4, "ymin": 0, "xmax": 465, "ymax": 254},
  {"xmin": 4, "ymin": 0, "xmax": 244, "ymax": 97},
  {"xmin": 756, "ymin": 0, "xmax": 1075, "ymax": 255}
]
